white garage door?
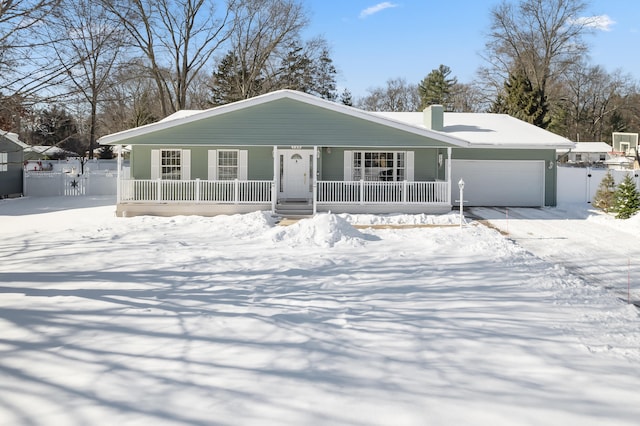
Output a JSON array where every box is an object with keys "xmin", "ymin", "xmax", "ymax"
[{"xmin": 451, "ymin": 160, "xmax": 545, "ymax": 207}]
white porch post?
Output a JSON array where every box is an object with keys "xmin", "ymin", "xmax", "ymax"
[
  {"xmin": 272, "ymin": 146, "xmax": 278, "ymax": 213},
  {"xmin": 116, "ymin": 145, "xmax": 122, "ymax": 203},
  {"xmin": 312, "ymin": 146, "xmax": 317, "ymax": 214},
  {"xmin": 447, "ymin": 147, "xmax": 452, "ymax": 204}
]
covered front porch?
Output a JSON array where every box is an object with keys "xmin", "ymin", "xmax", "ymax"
[{"xmin": 113, "ymin": 145, "xmax": 453, "ymax": 217}]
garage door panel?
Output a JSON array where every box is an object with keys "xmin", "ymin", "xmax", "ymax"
[{"xmin": 451, "ymin": 160, "xmax": 545, "ymax": 207}]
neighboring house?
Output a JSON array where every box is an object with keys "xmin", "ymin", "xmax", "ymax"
[
  {"xmin": 557, "ymin": 142, "xmax": 612, "ymax": 167},
  {"xmin": 98, "ymin": 90, "xmax": 574, "ymax": 217},
  {"xmin": 23, "ymin": 145, "xmax": 80, "ymax": 161},
  {"xmin": 0, "ymin": 131, "xmax": 28, "ymax": 198}
]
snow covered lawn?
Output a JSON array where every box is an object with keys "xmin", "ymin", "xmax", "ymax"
[{"xmin": 1, "ymin": 197, "xmax": 639, "ymax": 425}]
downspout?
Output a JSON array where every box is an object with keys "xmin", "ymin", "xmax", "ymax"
[
  {"xmin": 447, "ymin": 147, "xmax": 452, "ymax": 205},
  {"xmin": 272, "ymin": 146, "xmax": 278, "ymax": 213},
  {"xmin": 312, "ymin": 146, "xmax": 317, "ymax": 215},
  {"xmin": 116, "ymin": 145, "xmax": 122, "ymax": 204}
]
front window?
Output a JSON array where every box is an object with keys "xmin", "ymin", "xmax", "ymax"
[
  {"xmin": 161, "ymin": 149, "xmax": 181, "ymax": 180},
  {"xmin": 218, "ymin": 150, "xmax": 238, "ymax": 180},
  {"xmin": 0, "ymin": 152, "xmax": 7, "ymax": 172},
  {"xmin": 353, "ymin": 151, "xmax": 405, "ymax": 181}
]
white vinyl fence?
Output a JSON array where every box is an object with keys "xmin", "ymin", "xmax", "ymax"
[
  {"xmin": 557, "ymin": 167, "xmax": 640, "ymax": 204},
  {"xmin": 24, "ymin": 170, "xmax": 118, "ymax": 197}
]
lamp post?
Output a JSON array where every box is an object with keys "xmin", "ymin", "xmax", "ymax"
[{"xmin": 458, "ymin": 178, "xmax": 465, "ymax": 228}]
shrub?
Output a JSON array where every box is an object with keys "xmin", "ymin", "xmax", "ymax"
[
  {"xmin": 614, "ymin": 174, "xmax": 640, "ymax": 219},
  {"xmin": 593, "ymin": 171, "xmax": 616, "ymax": 212}
]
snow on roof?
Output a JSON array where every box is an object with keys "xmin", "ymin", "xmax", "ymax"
[
  {"xmin": 374, "ymin": 111, "xmax": 575, "ymax": 149},
  {"xmin": 98, "ymin": 90, "xmax": 468, "ymax": 147},
  {"xmin": 158, "ymin": 110, "xmax": 201, "ymax": 122},
  {"xmin": 0, "ymin": 130, "xmax": 29, "ymax": 149},
  {"xmin": 604, "ymin": 156, "xmax": 632, "ymax": 165},
  {"xmin": 98, "ymin": 90, "xmax": 572, "ymax": 150},
  {"xmin": 24, "ymin": 145, "xmax": 79, "ymax": 156},
  {"xmin": 557, "ymin": 142, "xmax": 612, "ymax": 154}
]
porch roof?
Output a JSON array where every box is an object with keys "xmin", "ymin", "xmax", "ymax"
[{"xmin": 98, "ymin": 90, "xmax": 469, "ymax": 148}]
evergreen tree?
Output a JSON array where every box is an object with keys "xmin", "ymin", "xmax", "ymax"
[
  {"xmin": 418, "ymin": 64, "xmax": 457, "ymax": 110},
  {"xmin": 209, "ymin": 51, "xmax": 261, "ymax": 107},
  {"xmin": 277, "ymin": 42, "xmax": 337, "ymax": 101},
  {"xmin": 339, "ymin": 88, "xmax": 353, "ymax": 106},
  {"xmin": 609, "ymin": 110, "xmax": 627, "ymax": 134},
  {"xmin": 313, "ymin": 47, "xmax": 337, "ymax": 101},
  {"xmin": 614, "ymin": 174, "xmax": 640, "ymax": 219},
  {"xmin": 97, "ymin": 145, "xmax": 115, "ymax": 159},
  {"xmin": 593, "ymin": 171, "xmax": 616, "ymax": 212},
  {"xmin": 278, "ymin": 41, "xmax": 314, "ymax": 93},
  {"xmin": 491, "ymin": 70, "xmax": 549, "ymax": 128}
]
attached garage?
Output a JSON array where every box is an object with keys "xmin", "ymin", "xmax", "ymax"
[{"xmin": 451, "ymin": 160, "xmax": 545, "ymax": 207}]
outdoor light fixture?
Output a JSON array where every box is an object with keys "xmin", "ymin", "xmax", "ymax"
[{"xmin": 458, "ymin": 178, "xmax": 465, "ymax": 228}]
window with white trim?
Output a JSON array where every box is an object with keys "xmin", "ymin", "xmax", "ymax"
[
  {"xmin": 0, "ymin": 152, "xmax": 7, "ymax": 172},
  {"xmin": 218, "ymin": 150, "xmax": 239, "ymax": 180},
  {"xmin": 207, "ymin": 149, "xmax": 248, "ymax": 180},
  {"xmin": 151, "ymin": 149, "xmax": 191, "ymax": 180},
  {"xmin": 352, "ymin": 151, "xmax": 406, "ymax": 181},
  {"xmin": 161, "ymin": 149, "xmax": 182, "ymax": 180}
]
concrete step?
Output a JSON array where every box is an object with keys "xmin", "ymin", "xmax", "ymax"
[{"xmin": 275, "ymin": 202, "xmax": 313, "ymax": 218}]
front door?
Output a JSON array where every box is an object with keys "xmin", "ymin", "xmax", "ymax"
[{"xmin": 279, "ymin": 149, "xmax": 312, "ymax": 201}]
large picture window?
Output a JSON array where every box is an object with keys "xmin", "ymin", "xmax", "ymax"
[
  {"xmin": 352, "ymin": 151, "xmax": 406, "ymax": 181},
  {"xmin": 0, "ymin": 152, "xmax": 7, "ymax": 172}
]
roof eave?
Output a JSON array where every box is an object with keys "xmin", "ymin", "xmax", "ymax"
[
  {"xmin": 469, "ymin": 143, "xmax": 575, "ymax": 150},
  {"xmin": 98, "ymin": 90, "xmax": 471, "ymax": 148}
]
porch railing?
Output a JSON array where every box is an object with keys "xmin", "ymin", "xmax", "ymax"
[
  {"xmin": 119, "ymin": 179, "xmax": 273, "ymax": 203},
  {"xmin": 316, "ymin": 180, "xmax": 450, "ymax": 204},
  {"xmin": 119, "ymin": 178, "xmax": 450, "ymax": 205}
]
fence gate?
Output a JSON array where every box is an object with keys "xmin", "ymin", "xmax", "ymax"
[{"xmin": 63, "ymin": 173, "xmax": 87, "ymax": 196}]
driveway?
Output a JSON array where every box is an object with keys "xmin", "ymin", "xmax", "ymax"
[{"xmin": 470, "ymin": 204, "xmax": 640, "ymax": 305}]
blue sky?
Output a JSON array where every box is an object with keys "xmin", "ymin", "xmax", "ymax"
[{"xmin": 303, "ymin": 1, "xmax": 640, "ymax": 98}]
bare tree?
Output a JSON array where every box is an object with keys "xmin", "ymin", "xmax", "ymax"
[
  {"xmin": 480, "ymin": 0, "xmax": 595, "ymax": 123},
  {"xmin": 101, "ymin": 63, "xmax": 164, "ymax": 132},
  {"xmin": 224, "ymin": 0, "xmax": 308, "ymax": 99},
  {"xmin": 48, "ymin": 0, "xmax": 127, "ymax": 158},
  {"xmin": 102, "ymin": 0, "xmax": 233, "ymax": 116},
  {"xmin": 0, "ymin": 0, "xmax": 63, "ymax": 130},
  {"xmin": 450, "ymin": 83, "xmax": 486, "ymax": 113},
  {"xmin": 357, "ymin": 78, "xmax": 420, "ymax": 112},
  {"xmin": 556, "ymin": 63, "xmax": 633, "ymax": 141}
]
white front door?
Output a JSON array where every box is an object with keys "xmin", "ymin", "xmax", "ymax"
[{"xmin": 279, "ymin": 149, "xmax": 312, "ymax": 201}]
